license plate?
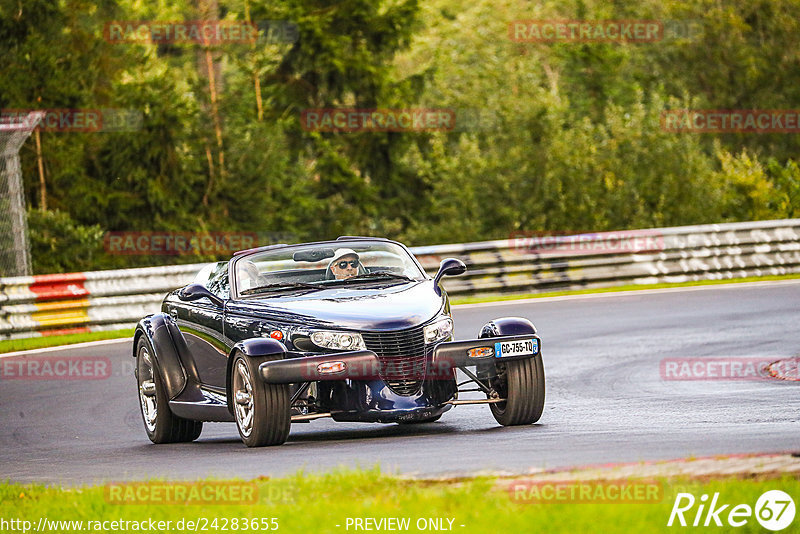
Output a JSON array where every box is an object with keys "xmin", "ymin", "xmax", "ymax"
[{"xmin": 494, "ymin": 338, "xmax": 537, "ymax": 358}]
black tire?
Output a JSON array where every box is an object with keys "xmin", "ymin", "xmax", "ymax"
[
  {"xmin": 397, "ymin": 414, "xmax": 442, "ymax": 425},
  {"xmin": 231, "ymin": 352, "xmax": 290, "ymax": 447},
  {"xmin": 136, "ymin": 337, "xmax": 203, "ymax": 443},
  {"xmin": 489, "ymin": 356, "xmax": 545, "ymax": 426}
]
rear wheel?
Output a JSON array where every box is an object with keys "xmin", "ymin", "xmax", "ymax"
[
  {"xmin": 231, "ymin": 353, "xmax": 290, "ymax": 447},
  {"xmin": 489, "ymin": 356, "xmax": 545, "ymax": 426},
  {"xmin": 136, "ymin": 337, "xmax": 202, "ymax": 443}
]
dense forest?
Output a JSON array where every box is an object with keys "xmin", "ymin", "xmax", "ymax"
[{"xmin": 1, "ymin": 0, "xmax": 799, "ymax": 273}]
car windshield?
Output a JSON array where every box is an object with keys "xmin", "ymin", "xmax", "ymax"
[{"xmin": 234, "ymin": 240, "xmax": 426, "ymax": 296}]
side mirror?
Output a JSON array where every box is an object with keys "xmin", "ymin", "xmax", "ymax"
[
  {"xmin": 433, "ymin": 258, "xmax": 467, "ymax": 294},
  {"xmin": 178, "ymin": 283, "xmax": 224, "ymax": 307}
]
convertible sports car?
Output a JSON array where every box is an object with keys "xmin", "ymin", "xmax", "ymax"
[{"xmin": 133, "ymin": 237, "xmax": 545, "ymax": 447}]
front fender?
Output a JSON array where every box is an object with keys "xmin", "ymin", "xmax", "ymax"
[
  {"xmin": 133, "ymin": 314, "xmax": 188, "ymax": 400},
  {"xmin": 479, "ymin": 316, "xmax": 537, "ymax": 338},
  {"xmin": 475, "ymin": 316, "xmax": 539, "ymax": 379},
  {"xmin": 233, "ymin": 337, "xmax": 288, "ymax": 358},
  {"xmin": 225, "ymin": 337, "xmax": 288, "ymax": 414}
]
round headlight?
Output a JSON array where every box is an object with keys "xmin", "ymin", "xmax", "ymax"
[
  {"xmin": 310, "ymin": 330, "xmax": 366, "ymax": 351},
  {"xmin": 424, "ymin": 317, "xmax": 453, "ymax": 344}
]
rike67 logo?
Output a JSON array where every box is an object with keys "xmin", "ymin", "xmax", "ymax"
[{"xmin": 668, "ymin": 490, "xmax": 795, "ymax": 531}]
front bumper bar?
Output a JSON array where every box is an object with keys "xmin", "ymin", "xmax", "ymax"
[
  {"xmin": 431, "ymin": 334, "xmax": 541, "ymax": 367},
  {"xmin": 260, "ymin": 350, "xmax": 380, "ymax": 383},
  {"xmin": 259, "ymin": 334, "xmax": 541, "ymax": 384}
]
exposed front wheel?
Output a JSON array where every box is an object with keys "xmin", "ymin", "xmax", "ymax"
[
  {"xmin": 136, "ymin": 337, "xmax": 203, "ymax": 443},
  {"xmin": 489, "ymin": 356, "xmax": 545, "ymax": 426},
  {"xmin": 231, "ymin": 353, "xmax": 290, "ymax": 447}
]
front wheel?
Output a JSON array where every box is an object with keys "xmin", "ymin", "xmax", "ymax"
[
  {"xmin": 231, "ymin": 352, "xmax": 290, "ymax": 447},
  {"xmin": 489, "ymin": 356, "xmax": 545, "ymax": 426}
]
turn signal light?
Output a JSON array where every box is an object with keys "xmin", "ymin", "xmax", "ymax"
[
  {"xmin": 468, "ymin": 347, "xmax": 494, "ymax": 358},
  {"xmin": 317, "ymin": 361, "xmax": 346, "ymax": 374},
  {"xmin": 270, "ymin": 330, "xmax": 284, "ymax": 340}
]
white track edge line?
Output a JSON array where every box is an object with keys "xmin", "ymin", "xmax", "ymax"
[{"xmin": 0, "ymin": 337, "xmax": 133, "ymax": 358}]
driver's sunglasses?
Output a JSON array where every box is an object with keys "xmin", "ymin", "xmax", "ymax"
[{"xmin": 337, "ymin": 260, "xmax": 359, "ymax": 269}]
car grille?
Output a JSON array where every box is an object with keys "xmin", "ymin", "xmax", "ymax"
[{"xmin": 361, "ymin": 326, "xmax": 428, "ymax": 396}]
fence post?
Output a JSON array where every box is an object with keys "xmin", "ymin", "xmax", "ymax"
[{"xmin": 0, "ymin": 111, "xmax": 45, "ymax": 276}]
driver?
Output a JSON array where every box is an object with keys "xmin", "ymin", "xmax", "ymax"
[{"xmin": 328, "ymin": 248, "xmax": 362, "ymax": 280}]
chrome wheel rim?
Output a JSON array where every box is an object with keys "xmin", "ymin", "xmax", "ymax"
[
  {"xmin": 233, "ymin": 360, "xmax": 254, "ymax": 438},
  {"xmin": 138, "ymin": 348, "xmax": 157, "ymax": 432}
]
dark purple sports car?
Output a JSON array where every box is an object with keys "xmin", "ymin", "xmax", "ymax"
[{"xmin": 134, "ymin": 237, "xmax": 545, "ymax": 447}]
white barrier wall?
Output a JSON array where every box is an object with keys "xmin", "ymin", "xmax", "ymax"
[{"xmin": 2, "ymin": 219, "xmax": 799, "ymax": 340}]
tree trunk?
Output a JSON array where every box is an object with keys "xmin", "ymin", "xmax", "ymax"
[
  {"xmin": 196, "ymin": 0, "xmax": 226, "ymax": 206},
  {"xmin": 244, "ymin": 0, "xmax": 264, "ymax": 120},
  {"xmin": 34, "ymin": 129, "xmax": 46, "ymax": 211}
]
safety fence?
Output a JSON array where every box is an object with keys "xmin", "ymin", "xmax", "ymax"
[{"xmin": 2, "ymin": 218, "xmax": 799, "ymax": 340}]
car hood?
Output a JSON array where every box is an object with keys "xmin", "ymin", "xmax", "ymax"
[{"xmin": 226, "ymin": 280, "xmax": 447, "ymax": 330}]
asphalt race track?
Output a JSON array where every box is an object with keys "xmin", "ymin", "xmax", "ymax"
[{"xmin": 2, "ymin": 281, "xmax": 799, "ymax": 485}]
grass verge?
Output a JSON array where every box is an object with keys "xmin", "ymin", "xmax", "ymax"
[
  {"xmin": 1, "ymin": 469, "xmax": 797, "ymax": 533},
  {"xmin": 0, "ymin": 329, "xmax": 134, "ymax": 354}
]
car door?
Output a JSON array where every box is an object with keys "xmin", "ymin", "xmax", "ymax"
[{"xmin": 174, "ymin": 265, "xmax": 230, "ymax": 390}]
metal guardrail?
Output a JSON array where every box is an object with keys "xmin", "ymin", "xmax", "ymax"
[
  {"xmin": 2, "ymin": 219, "xmax": 799, "ymax": 340},
  {"xmin": 0, "ymin": 264, "xmax": 204, "ymax": 340}
]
